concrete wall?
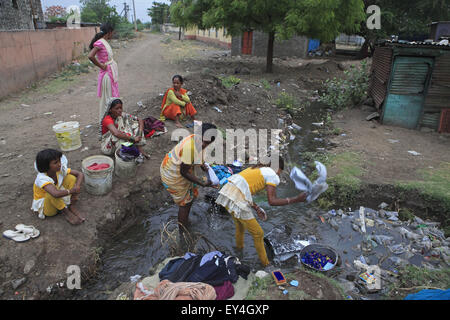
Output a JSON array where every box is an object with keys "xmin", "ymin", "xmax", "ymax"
[
  {"xmin": 0, "ymin": 27, "xmax": 97, "ymax": 98},
  {"xmin": 184, "ymin": 26, "xmax": 231, "ymax": 49},
  {"xmin": 0, "ymin": 0, "xmax": 45, "ymax": 30},
  {"xmin": 232, "ymin": 31, "xmax": 309, "ymax": 58}
]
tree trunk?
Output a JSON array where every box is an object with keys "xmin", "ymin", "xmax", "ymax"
[
  {"xmin": 266, "ymin": 31, "xmax": 275, "ymax": 73},
  {"xmin": 179, "ymin": 26, "xmax": 182, "ymax": 40},
  {"xmin": 357, "ymin": 38, "xmax": 370, "ymax": 60}
]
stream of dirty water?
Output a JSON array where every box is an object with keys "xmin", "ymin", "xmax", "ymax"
[{"xmin": 73, "ymin": 103, "xmax": 446, "ymax": 300}]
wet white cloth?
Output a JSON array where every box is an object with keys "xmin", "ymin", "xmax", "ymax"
[
  {"xmin": 204, "ymin": 163, "xmax": 220, "ymax": 186},
  {"xmin": 290, "ymin": 161, "xmax": 328, "ymax": 203}
]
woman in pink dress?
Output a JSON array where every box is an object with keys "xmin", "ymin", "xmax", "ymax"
[{"xmin": 88, "ymin": 23, "xmax": 120, "ymax": 137}]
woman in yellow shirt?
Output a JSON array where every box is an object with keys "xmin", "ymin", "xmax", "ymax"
[
  {"xmin": 160, "ymin": 75, "xmax": 197, "ymax": 128},
  {"xmin": 216, "ymin": 157, "xmax": 307, "ymax": 267}
]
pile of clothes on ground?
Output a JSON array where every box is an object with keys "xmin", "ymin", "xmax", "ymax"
[
  {"xmin": 143, "ymin": 116, "xmax": 167, "ymax": 138},
  {"xmin": 134, "ymin": 251, "xmax": 250, "ymax": 300}
]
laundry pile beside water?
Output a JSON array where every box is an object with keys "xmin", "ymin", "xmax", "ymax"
[{"xmin": 134, "ymin": 251, "xmax": 251, "ymax": 300}]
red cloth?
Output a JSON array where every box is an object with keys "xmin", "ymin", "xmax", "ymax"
[
  {"xmin": 145, "ymin": 129, "xmax": 156, "ymax": 138},
  {"xmin": 101, "ymin": 115, "xmax": 117, "ymax": 134},
  {"xmin": 213, "ymin": 281, "xmax": 234, "ymax": 300},
  {"xmin": 87, "ymin": 163, "xmax": 110, "ymax": 171}
]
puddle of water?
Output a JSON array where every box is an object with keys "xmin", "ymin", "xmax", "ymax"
[{"xmin": 74, "ymin": 102, "xmax": 444, "ymax": 300}]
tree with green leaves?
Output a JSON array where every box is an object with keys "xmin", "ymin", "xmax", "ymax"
[
  {"xmin": 80, "ymin": 0, "xmax": 120, "ymax": 25},
  {"xmin": 173, "ymin": 0, "xmax": 365, "ymax": 73},
  {"xmin": 148, "ymin": 2, "xmax": 171, "ymax": 25},
  {"xmin": 356, "ymin": 0, "xmax": 450, "ymax": 58}
]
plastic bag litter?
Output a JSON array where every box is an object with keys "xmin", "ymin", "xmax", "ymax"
[
  {"xmin": 290, "ymin": 161, "xmax": 328, "ymax": 203},
  {"xmin": 388, "ymin": 244, "xmax": 406, "ymax": 255},
  {"xmin": 264, "ymin": 226, "xmax": 313, "ymax": 263},
  {"xmin": 369, "ymin": 235, "xmax": 394, "ymax": 246}
]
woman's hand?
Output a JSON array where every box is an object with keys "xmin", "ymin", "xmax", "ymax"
[
  {"xmin": 174, "ymin": 91, "xmax": 183, "ymax": 100},
  {"xmin": 101, "ymin": 63, "xmax": 108, "ymax": 71},
  {"xmin": 202, "ymin": 179, "xmax": 212, "ymax": 187},
  {"xmin": 70, "ymin": 186, "xmax": 81, "ymax": 194},
  {"xmin": 254, "ymin": 205, "xmax": 267, "ymax": 221},
  {"xmin": 200, "ymin": 164, "xmax": 208, "ymax": 172},
  {"xmin": 292, "ymin": 192, "xmax": 307, "ymax": 203},
  {"xmin": 134, "ymin": 136, "xmax": 142, "ymax": 143}
]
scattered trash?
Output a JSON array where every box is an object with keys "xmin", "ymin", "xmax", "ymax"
[
  {"xmin": 130, "ymin": 275, "xmax": 141, "ymax": 283},
  {"xmin": 213, "ymin": 106, "xmax": 222, "ymax": 113},
  {"xmin": 290, "ymin": 280, "xmax": 299, "ymax": 287},
  {"xmin": 282, "ymin": 289, "xmax": 288, "ymax": 295},
  {"xmin": 387, "ymin": 139, "xmax": 399, "ymax": 143},
  {"xmin": 312, "ymin": 122, "xmax": 324, "ymax": 127},
  {"xmin": 255, "ymin": 271, "xmax": 269, "ymax": 279},
  {"xmin": 379, "ymin": 202, "xmax": 389, "ymax": 209},
  {"xmin": 43, "ymin": 112, "xmax": 53, "ymax": 115},
  {"xmin": 366, "ymin": 112, "xmax": 380, "ymax": 121},
  {"xmin": 291, "ymin": 123, "xmax": 302, "ymax": 131},
  {"xmin": 20, "ymin": 104, "xmax": 30, "ymax": 107},
  {"xmin": 408, "ymin": 150, "xmax": 421, "ymax": 156}
]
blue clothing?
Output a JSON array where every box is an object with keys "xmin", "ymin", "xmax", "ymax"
[
  {"xmin": 200, "ymin": 251, "xmax": 223, "ymax": 267},
  {"xmin": 404, "ymin": 289, "xmax": 450, "ymax": 300}
]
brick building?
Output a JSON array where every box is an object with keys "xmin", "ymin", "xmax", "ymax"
[{"xmin": 0, "ymin": 0, "xmax": 45, "ymax": 31}]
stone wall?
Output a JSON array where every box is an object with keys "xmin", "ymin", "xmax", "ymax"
[
  {"xmin": 0, "ymin": 0, "xmax": 45, "ymax": 31},
  {"xmin": 0, "ymin": 27, "xmax": 97, "ymax": 98},
  {"xmin": 232, "ymin": 31, "xmax": 309, "ymax": 58}
]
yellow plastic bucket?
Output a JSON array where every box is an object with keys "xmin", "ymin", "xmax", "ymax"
[{"xmin": 52, "ymin": 121, "xmax": 82, "ymax": 152}]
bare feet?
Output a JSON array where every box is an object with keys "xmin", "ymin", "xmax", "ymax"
[
  {"xmin": 69, "ymin": 205, "xmax": 86, "ymax": 222},
  {"xmin": 62, "ymin": 208, "xmax": 83, "ymax": 225},
  {"xmin": 175, "ymin": 121, "xmax": 184, "ymax": 128}
]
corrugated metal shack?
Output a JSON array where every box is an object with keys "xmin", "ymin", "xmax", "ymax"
[{"xmin": 369, "ymin": 41, "xmax": 450, "ymax": 133}]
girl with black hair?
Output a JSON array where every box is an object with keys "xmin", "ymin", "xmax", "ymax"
[
  {"xmin": 160, "ymin": 75, "xmax": 197, "ymax": 128},
  {"xmin": 88, "ymin": 23, "xmax": 120, "ymax": 130},
  {"xmin": 216, "ymin": 156, "xmax": 307, "ymax": 267},
  {"xmin": 31, "ymin": 149, "xmax": 85, "ymax": 225}
]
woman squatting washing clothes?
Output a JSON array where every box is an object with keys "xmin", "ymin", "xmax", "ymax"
[
  {"xmin": 31, "ymin": 149, "xmax": 86, "ymax": 225},
  {"xmin": 88, "ymin": 23, "xmax": 120, "ymax": 138},
  {"xmin": 216, "ymin": 156, "xmax": 308, "ymax": 267},
  {"xmin": 100, "ymin": 98, "xmax": 150, "ymax": 159}
]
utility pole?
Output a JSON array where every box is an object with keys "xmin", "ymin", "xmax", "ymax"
[
  {"xmin": 132, "ymin": 0, "xmax": 137, "ymax": 31},
  {"xmin": 29, "ymin": 0, "xmax": 37, "ymax": 30}
]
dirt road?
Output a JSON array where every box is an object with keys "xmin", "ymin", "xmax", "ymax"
[{"xmin": 0, "ymin": 33, "xmax": 180, "ymax": 299}]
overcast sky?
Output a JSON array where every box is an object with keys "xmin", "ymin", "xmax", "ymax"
[{"xmin": 41, "ymin": 0, "xmax": 171, "ymax": 23}]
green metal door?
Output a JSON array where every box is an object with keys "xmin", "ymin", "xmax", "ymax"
[{"xmin": 382, "ymin": 56, "xmax": 433, "ymax": 129}]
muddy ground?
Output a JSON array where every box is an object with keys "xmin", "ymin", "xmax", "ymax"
[{"xmin": 0, "ymin": 32, "xmax": 448, "ymax": 300}]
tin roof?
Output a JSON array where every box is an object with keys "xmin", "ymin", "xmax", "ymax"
[{"xmin": 381, "ymin": 40, "xmax": 450, "ymax": 50}]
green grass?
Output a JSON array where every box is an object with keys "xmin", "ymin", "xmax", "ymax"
[
  {"xmin": 385, "ymin": 265, "xmax": 450, "ymax": 299},
  {"xmin": 316, "ymin": 151, "xmax": 365, "ymax": 209},
  {"xmin": 219, "ymin": 75, "xmax": 241, "ymax": 89},
  {"xmin": 395, "ymin": 162, "xmax": 450, "ymax": 212},
  {"xmin": 245, "ymin": 269, "xmax": 345, "ymax": 300},
  {"xmin": 260, "ymin": 79, "xmax": 271, "ymax": 90}
]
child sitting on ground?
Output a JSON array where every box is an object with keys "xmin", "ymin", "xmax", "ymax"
[{"xmin": 31, "ymin": 149, "xmax": 86, "ymax": 225}]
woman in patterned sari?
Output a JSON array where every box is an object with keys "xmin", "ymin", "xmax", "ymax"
[
  {"xmin": 160, "ymin": 123, "xmax": 217, "ymax": 229},
  {"xmin": 100, "ymin": 98, "xmax": 149, "ymax": 159}
]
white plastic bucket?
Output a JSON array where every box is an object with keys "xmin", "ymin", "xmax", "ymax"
[
  {"xmin": 81, "ymin": 155, "xmax": 114, "ymax": 196},
  {"xmin": 52, "ymin": 121, "xmax": 82, "ymax": 152},
  {"xmin": 114, "ymin": 148, "xmax": 137, "ymax": 179}
]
